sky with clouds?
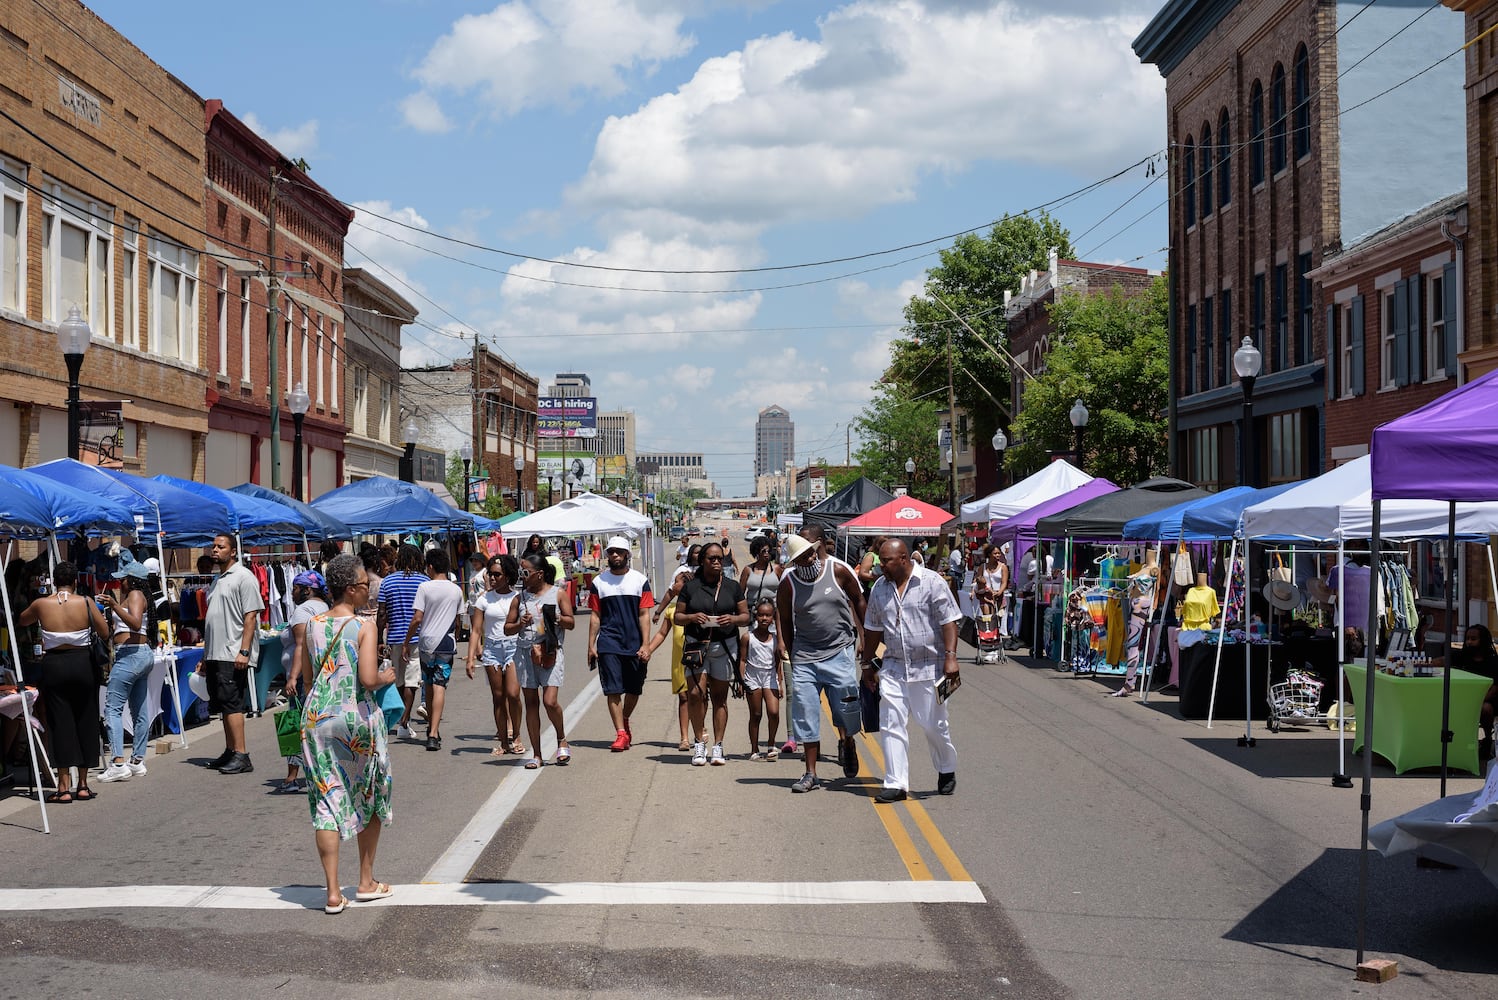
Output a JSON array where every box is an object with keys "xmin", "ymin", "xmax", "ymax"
[{"xmin": 90, "ymin": 0, "xmax": 1168, "ymax": 496}]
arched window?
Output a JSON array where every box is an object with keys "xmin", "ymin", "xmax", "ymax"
[
  {"xmin": 1249, "ymin": 81, "xmax": 1264, "ymax": 186},
  {"xmin": 1218, "ymin": 108, "xmax": 1231, "ymax": 207},
  {"xmin": 1270, "ymin": 64, "xmax": 1287, "ymax": 173},
  {"xmin": 1183, "ymin": 137, "xmax": 1196, "ymax": 228},
  {"xmin": 1293, "ymin": 45, "xmax": 1310, "ymax": 159},
  {"xmin": 1199, "ymin": 123, "xmax": 1213, "ymax": 218}
]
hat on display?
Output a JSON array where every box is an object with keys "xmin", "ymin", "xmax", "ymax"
[
  {"xmin": 1262, "ymin": 579, "xmax": 1303, "ymax": 612},
  {"xmin": 111, "ymin": 550, "xmax": 150, "ymax": 580},
  {"xmin": 784, "ymin": 535, "xmax": 815, "ymax": 562},
  {"xmin": 1306, "ymin": 577, "xmax": 1334, "ymax": 606},
  {"xmin": 293, "ymin": 570, "xmax": 326, "ymax": 590},
  {"xmin": 142, "ymin": 557, "xmax": 161, "ymax": 576},
  {"xmin": 605, "ymin": 536, "xmax": 631, "ymax": 554}
]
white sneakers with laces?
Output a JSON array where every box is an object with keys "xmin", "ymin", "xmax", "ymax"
[
  {"xmin": 710, "ymin": 743, "xmax": 727, "ymax": 766},
  {"xmin": 127, "ymin": 757, "xmax": 148, "ymax": 776},
  {"xmin": 691, "ymin": 741, "xmax": 707, "ymax": 766},
  {"xmin": 99, "ymin": 761, "xmax": 132, "ymax": 783}
]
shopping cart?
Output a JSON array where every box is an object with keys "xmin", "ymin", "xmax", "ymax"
[{"xmin": 1267, "ymin": 669, "xmax": 1326, "ymax": 733}]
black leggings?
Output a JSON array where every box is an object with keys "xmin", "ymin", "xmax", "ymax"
[{"xmin": 40, "ymin": 647, "xmax": 99, "ymax": 770}]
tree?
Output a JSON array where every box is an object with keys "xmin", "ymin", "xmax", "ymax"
[
  {"xmin": 1007, "ymin": 275, "xmax": 1170, "ymax": 485},
  {"xmin": 824, "ymin": 466, "xmax": 862, "ymax": 495},
  {"xmin": 886, "ymin": 213, "xmax": 1075, "ymax": 444},
  {"xmin": 851, "ymin": 385, "xmax": 946, "ymax": 504}
]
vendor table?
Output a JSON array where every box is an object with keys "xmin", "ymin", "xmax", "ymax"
[
  {"xmin": 1343, "ymin": 663, "xmax": 1488, "ymax": 775},
  {"xmin": 1177, "ymin": 642, "xmax": 1276, "ymax": 721},
  {"xmin": 253, "ymin": 631, "xmax": 286, "ymax": 716},
  {"xmin": 159, "ymin": 647, "xmax": 206, "ymax": 734}
]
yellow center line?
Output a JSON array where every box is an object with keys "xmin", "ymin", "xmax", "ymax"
[{"xmin": 852, "ymin": 725, "xmax": 973, "ymax": 882}]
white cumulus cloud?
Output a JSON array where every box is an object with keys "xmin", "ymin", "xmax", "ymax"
[{"xmin": 240, "ymin": 113, "xmax": 319, "ymax": 163}]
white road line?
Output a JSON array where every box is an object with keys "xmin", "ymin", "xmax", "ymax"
[
  {"xmin": 0, "ymin": 880, "xmax": 986, "ymax": 912},
  {"xmin": 422, "ymin": 677, "xmax": 604, "ymax": 884}
]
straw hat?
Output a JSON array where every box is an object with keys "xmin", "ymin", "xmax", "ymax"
[
  {"xmin": 784, "ymin": 535, "xmax": 815, "ymax": 563},
  {"xmin": 1262, "ymin": 579, "xmax": 1303, "ymax": 612},
  {"xmin": 1306, "ymin": 577, "xmax": 1334, "ymax": 606}
]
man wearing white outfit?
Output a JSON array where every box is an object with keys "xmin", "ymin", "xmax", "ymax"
[{"xmin": 859, "ymin": 538, "xmax": 960, "ymax": 802}]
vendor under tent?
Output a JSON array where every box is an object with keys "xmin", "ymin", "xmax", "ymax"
[
  {"xmin": 0, "ymin": 464, "xmax": 136, "ymax": 535},
  {"xmin": 1357, "ymin": 368, "xmax": 1498, "ymax": 964},
  {"xmin": 501, "ymin": 492, "xmax": 659, "ymax": 587},
  {"xmin": 840, "ymin": 497, "xmax": 954, "ymax": 536},
  {"xmin": 959, "ymin": 459, "xmax": 1092, "ymax": 524},
  {"xmin": 310, "ymin": 476, "xmax": 475, "ymax": 535},
  {"xmin": 801, "ymin": 477, "xmax": 895, "ymax": 534},
  {"xmin": 228, "ymin": 483, "xmax": 352, "ymax": 542}
]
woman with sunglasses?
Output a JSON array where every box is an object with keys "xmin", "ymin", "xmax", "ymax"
[
  {"xmin": 676, "ymin": 541, "xmax": 749, "ymax": 766},
  {"xmin": 504, "ymin": 553, "xmax": 575, "ymax": 768},
  {"xmin": 468, "ymin": 554, "xmax": 525, "ymax": 754}
]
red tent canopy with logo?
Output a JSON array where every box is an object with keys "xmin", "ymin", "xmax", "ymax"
[{"xmin": 840, "ymin": 497, "xmax": 954, "ymax": 535}]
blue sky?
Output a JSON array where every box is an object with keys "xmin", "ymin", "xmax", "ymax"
[{"xmin": 89, "ymin": 0, "xmax": 1168, "ymax": 496}]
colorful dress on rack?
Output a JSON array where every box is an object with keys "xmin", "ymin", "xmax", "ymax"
[{"xmin": 301, "ymin": 614, "xmax": 392, "ymax": 839}]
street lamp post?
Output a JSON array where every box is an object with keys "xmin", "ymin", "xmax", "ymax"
[
  {"xmin": 399, "ymin": 418, "xmax": 419, "ymax": 483},
  {"xmin": 287, "ymin": 382, "xmax": 310, "ymax": 501},
  {"xmin": 458, "ymin": 440, "xmax": 473, "ymax": 512},
  {"xmin": 513, "ymin": 454, "xmax": 525, "ymax": 512},
  {"xmin": 56, "ymin": 305, "xmax": 91, "ymax": 461},
  {"xmin": 548, "ymin": 475, "xmax": 557, "ymax": 507},
  {"xmin": 991, "ymin": 428, "xmax": 1007, "ymax": 491},
  {"xmin": 1069, "ymin": 399, "xmax": 1090, "ymax": 470},
  {"xmin": 1234, "ymin": 336, "xmax": 1263, "ymax": 488},
  {"xmin": 904, "ymin": 456, "xmax": 916, "ymax": 495}
]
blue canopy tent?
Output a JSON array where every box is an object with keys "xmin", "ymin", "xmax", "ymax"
[
  {"xmin": 229, "ymin": 483, "xmax": 352, "ymax": 542},
  {"xmin": 150, "ymin": 475, "xmax": 305, "ymax": 546},
  {"xmin": 29, "ymin": 460, "xmax": 231, "ymax": 541},
  {"xmin": 310, "ymin": 477, "xmax": 475, "ymax": 535},
  {"xmin": 0, "ymin": 464, "xmax": 136, "ymax": 536},
  {"xmin": 1177, "ymin": 482, "xmax": 1301, "ymax": 539},
  {"xmin": 1121, "ymin": 487, "xmax": 1259, "ymax": 542}
]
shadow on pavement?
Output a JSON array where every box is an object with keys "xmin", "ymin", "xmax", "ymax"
[
  {"xmin": 1184, "ymin": 736, "xmax": 1436, "ymax": 781},
  {"xmin": 1225, "ymin": 847, "xmax": 1498, "ymax": 975}
]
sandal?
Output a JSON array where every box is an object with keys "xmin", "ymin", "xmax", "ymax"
[
  {"xmin": 45, "ymin": 790, "xmax": 73, "ymax": 804},
  {"xmin": 524, "ymin": 757, "xmax": 542, "ymax": 770},
  {"xmin": 324, "ymin": 896, "xmax": 348, "ymax": 915},
  {"xmin": 678, "ymin": 739, "xmax": 691, "ymax": 752},
  {"xmin": 508, "ymin": 740, "xmax": 526, "ymax": 756},
  {"xmin": 74, "ymin": 787, "xmax": 96, "ymax": 801},
  {"xmin": 554, "ymin": 746, "xmax": 572, "ymax": 766},
  {"xmin": 765, "ymin": 746, "xmax": 779, "ymax": 761},
  {"xmin": 355, "ymin": 882, "xmax": 394, "ymax": 902}
]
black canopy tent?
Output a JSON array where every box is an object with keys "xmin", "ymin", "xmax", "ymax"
[
  {"xmin": 1034, "ymin": 477, "xmax": 1209, "ymax": 540},
  {"xmin": 801, "ymin": 477, "xmax": 896, "ymax": 532}
]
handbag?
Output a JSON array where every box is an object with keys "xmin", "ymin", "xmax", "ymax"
[
  {"xmin": 680, "ymin": 640, "xmax": 705, "ymax": 670},
  {"xmin": 374, "ymin": 682, "xmax": 405, "ymax": 727},
  {"xmin": 273, "ymin": 703, "xmax": 302, "ymax": 757},
  {"xmin": 525, "ymin": 595, "xmax": 559, "ymax": 668},
  {"xmin": 1172, "ymin": 545, "xmax": 1194, "ymax": 587},
  {"xmin": 89, "ymin": 631, "xmax": 113, "ymax": 686}
]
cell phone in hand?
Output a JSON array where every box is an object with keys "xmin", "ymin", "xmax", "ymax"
[{"xmin": 936, "ymin": 673, "xmax": 962, "ymax": 703}]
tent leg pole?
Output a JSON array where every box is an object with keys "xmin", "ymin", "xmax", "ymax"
[
  {"xmin": 1207, "ymin": 538, "xmax": 1236, "ymax": 730},
  {"xmin": 1440, "ymin": 503, "xmax": 1455, "ymax": 797},
  {"xmin": 1355, "ymin": 502, "xmax": 1383, "ymax": 967},
  {"xmin": 0, "ymin": 542, "xmax": 50, "ymax": 833},
  {"xmin": 1238, "ymin": 540, "xmax": 1254, "ymax": 747},
  {"xmin": 1333, "ymin": 539, "xmax": 1351, "ymax": 786}
]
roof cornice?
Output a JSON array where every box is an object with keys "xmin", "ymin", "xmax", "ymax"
[{"xmin": 1133, "ymin": 0, "xmax": 1241, "ymax": 77}]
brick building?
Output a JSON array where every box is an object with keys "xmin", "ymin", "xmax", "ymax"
[
  {"xmin": 1444, "ymin": 1, "xmax": 1498, "ymax": 380},
  {"xmin": 1134, "ymin": 0, "xmax": 1464, "ymax": 489},
  {"xmin": 202, "ymin": 100, "xmax": 352, "ymax": 496},
  {"xmin": 342, "ymin": 267, "xmax": 416, "ymax": 484},
  {"xmin": 0, "ymin": 0, "xmax": 209, "ymax": 477}
]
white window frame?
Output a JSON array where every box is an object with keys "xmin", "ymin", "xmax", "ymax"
[
  {"xmin": 283, "ymin": 306, "xmax": 293, "ymax": 396},
  {"xmin": 216, "ymin": 266, "xmax": 228, "ymax": 377},
  {"xmin": 329, "ymin": 322, "xmax": 338, "ymax": 413},
  {"xmin": 353, "ymin": 365, "xmax": 367, "ymax": 433},
  {"xmin": 41, "ymin": 179, "xmax": 113, "ymax": 335},
  {"xmin": 1426, "ymin": 269, "xmax": 1447, "ymax": 381},
  {"xmin": 298, "ymin": 307, "xmax": 309, "ymax": 394},
  {"xmin": 1, "ymin": 157, "xmax": 27, "ymax": 315},
  {"xmin": 1340, "ymin": 306, "xmax": 1356, "ymax": 399},
  {"xmin": 146, "ymin": 231, "xmax": 198, "ymax": 364},
  {"xmin": 120, "ymin": 217, "xmax": 139, "ymax": 348},
  {"xmin": 1380, "ymin": 289, "xmax": 1398, "ymax": 390},
  {"xmin": 379, "ymin": 378, "xmax": 391, "ymax": 442},
  {"xmin": 239, "ymin": 277, "xmax": 251, "ymax": 383},
  {"xmin": 315, "ymin": 313, "xmax": 325, "ymax": 406}
]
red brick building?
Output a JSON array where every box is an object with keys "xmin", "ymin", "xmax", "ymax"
[
  {"xmin": 1444, "ymin": 1, "xmax": 1498, "ymax": 380},
  {"xmin": 202, "ymin": 101, "xmax": 352, "ymax": 496}
]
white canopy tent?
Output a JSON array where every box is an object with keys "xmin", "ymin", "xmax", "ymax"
[
  {"xmin": 958, "ymin": 460, "xmax": 1092, "ymax": 524},
  {"xmin": 501, "ymin": 493, "xmax": 661, "ymax": 588}
]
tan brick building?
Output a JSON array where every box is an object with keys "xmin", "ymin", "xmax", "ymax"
[
  {"xmin": 202, "ymin": 100, "xmax": 352, "ymax": 497},
  {"xmin": 342, "ymin": 267, "xmax": 415, "ymax": 484},
  {"xmin": 0, "ymin": 0, "xmax": 209, "ymax": 476}
]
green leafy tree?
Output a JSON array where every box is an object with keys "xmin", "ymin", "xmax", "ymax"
[
  {"xmin": 887, "ymin": 212, "xmax": 1075, "ymax": 443},
  {"xmin": 1007, "ymin": 275, "xmax": 1170, "ymax": 485},
  {"xmin": 824, "ymin": 467, "xmax": 862, "ymax": 495},
  {"xmin": 851, "ymin": 385, "xmax": 946, "ymax": 504}
]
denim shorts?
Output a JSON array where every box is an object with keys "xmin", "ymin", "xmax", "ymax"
[{"xmin": 788, "ymin": 644, "xmax": 861, "ymax": 745}]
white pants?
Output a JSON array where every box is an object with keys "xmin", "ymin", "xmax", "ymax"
[{"xmin": 877, "ymin": 672, "xmax": 958, "ymax": 791}]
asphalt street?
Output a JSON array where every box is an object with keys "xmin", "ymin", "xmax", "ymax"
[{"xmin": 0, "ymin": 519, "xmax": 1494, "ymax": 999}]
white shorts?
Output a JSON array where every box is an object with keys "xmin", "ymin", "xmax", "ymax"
[
  {"xmin": 743, "ymin": 662, "xmax": 779, "ymax": 692},
  {"xmin": 396, "ymin": 648, "xmax": 422, "ymax": 687}
]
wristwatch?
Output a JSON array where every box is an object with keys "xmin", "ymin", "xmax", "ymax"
[{"xmin": 238, "ymin": 648, "xmax": 250, "ymax": 657}]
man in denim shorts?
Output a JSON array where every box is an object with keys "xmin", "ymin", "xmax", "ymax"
[
  {"xmin": 776, "ymin": 533, "xmax": 866, "ymax": 793},
  {"xmin": 402, "ymin": 549, "xmax": 464, "ymax": 751}
]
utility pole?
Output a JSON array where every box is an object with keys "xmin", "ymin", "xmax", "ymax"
[
  {"xmin": 845, "ymin": 425, "xmax": 850, "ymax": 465},
  {"xmin": 945, "ymin": 323, "xmax": 959, "ymax": 513},
  {"xmin": 472, "ymin": 332, "xmax": 481, "ymax": 510},
  {"xmin": 267, "ymin": 169, "xmax": 282, "ymax": 491}
]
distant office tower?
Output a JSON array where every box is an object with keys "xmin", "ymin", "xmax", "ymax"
[
  {"xmin": 547, "ymin": 373, "xmax": 592, "ymax": 398},
  {"xmin": 755, "ymin": 405, "xmax": 794, "ymax": 480}
]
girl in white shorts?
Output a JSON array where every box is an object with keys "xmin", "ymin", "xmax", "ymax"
[{"xmin": 739, "ymin": 598, "xmax": 784, "ymax": 760}]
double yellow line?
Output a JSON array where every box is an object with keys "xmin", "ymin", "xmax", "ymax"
[{"xmin": 820, "ymin": 700, "xmax": 971, "ymax": 882}]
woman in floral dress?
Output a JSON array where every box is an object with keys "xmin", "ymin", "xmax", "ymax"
[{"xmin": 292, "ymin": 553, "xmax": 398, "ymax": 914}]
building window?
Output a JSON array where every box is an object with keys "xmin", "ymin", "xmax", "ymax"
[
  {"xmin": 1199, "ymin": 123, "xmax": 1213, "ymax": 219},
  {"xmin": 1381, "ymin": 288, "xmax": 1398, "ymax": 389},
  {"xmin": 1427, "ymin": 269, "xmax": 1447, "ymax": 379},
  {"xmin": 298, "ymin": 308, "xmax": 309, "ymax": 394},
  {"xmin": 1189, "ymin": 427, "xmax": 1219, "ymax": 487},
  {"xmin": 1293, "ymin": 45, "xmax": 1311, "ymax": 160},
  {"xmin": 1220, "ymin": 289, "xmax": 1233, "ymax": 386},
  {"xmin": 379, "ymin": 379, "xmax": 391, "ymax": 441},
  {"xmin": 1184, "ymin": 303, "xmax": 1197, "ymax": 395},
  {"xmin": 1, "ymin": 158, "xmax": 26, "ymax": 314},
  {"xmin": 41, "ymin": 180, "xmax": 113, "ymax": 334},
  {"xmin": 1249, "ymin": 81, "xmax": 1265, "ymax": 187},
  {"xmin": 121, "ymin": 217, "xmax": 139, "ymax": 348},
  {"xmin": 1338, "ymin": 296, "xmax": 1364, "ymax": 397},
  {"xmin": 1252, "ymin": 271, "xmax": 1266, "ymax": 362},
  {"xmin": 147, "ymin": 232, "xmax": 197, "ymax": 363},
  {"xmin": 1267, "ymin": 411, "xmax": 1303, "ymax": 483},
  {"xmin": 1202, "ymin": 294, "xmax": 1214, "ymax": 389},
  {"xmin": 1273, "ymin": 263, "xmax": 1288, "ymax": 370},
  {"xmin": 329, "ymin": 323, "xmax": 338, "ymax": 412},
  {"xmin": 315, "ymin": 314, "xmax": 325, "ymax": 406},
  {"xmin": 1183, "ymin": 138, "xmax": 1196, "ymax": 228},
  {"xmin": 1218, "ymin": 109, "xmax": 1231, "ymax": 209},
  {"xmin": 353, "ymin": 367, "xmax": 368, "ymax": 433},
  {"xmin": 1297, "ymin": 252, "xmax": 1313, "ymax": 365},
  {"xmin": 1270, "ymin": 65, "xmax": 1287, "ymax": 174},
  {"xmin": 216, "ymin": 266, "xmax": 228, "ymax": 377},
  {"xmin": 239, "ymin": 277, "xmax": 251, "ymax": 383}
]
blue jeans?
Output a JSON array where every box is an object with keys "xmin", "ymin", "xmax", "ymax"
[
  {"xmin": 789, "ymin": 644, "xmax": 862, "ymax": 746},
  {"xmin": 105, "ymin": 644, "xmax": 154, "ymax": 761}
]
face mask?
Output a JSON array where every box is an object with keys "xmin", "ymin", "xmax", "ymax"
[{"xmin": 794, "ymin": 557, "xmax": 823, "ymax": 582}]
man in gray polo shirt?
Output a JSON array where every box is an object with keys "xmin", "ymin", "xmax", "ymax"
[{"xmin": 201, "ymin": 533, "xmax": 265, "ymax": 775}]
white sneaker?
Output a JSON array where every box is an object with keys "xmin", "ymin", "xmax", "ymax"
[
  {"xmin": 395, "ymin": 725, "xmax": 414, "ymax": 740},
  {"xmin": 127, "ymin": 758, "xmax": 148, "ymax": 776},
  {"xmin": 413, "ymin": 704, "xmax": 429, "ymax": 722},
  {"xmin": 691, "ymin": 741, "xmax": 707, "ymax": 766},
  {"xmin": 710, "ymin": 743, "xmax": 727, "ymax": 766},
  {"xmin": 99, "ymin": 762, "xmax": 132, "ymax": 783}
]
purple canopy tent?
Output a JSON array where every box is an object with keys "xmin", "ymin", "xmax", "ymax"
[{"xmin": 1356, "ymin": 368, "xmax": 1498, "ymax": 965}]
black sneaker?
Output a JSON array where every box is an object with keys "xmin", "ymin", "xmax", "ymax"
[
  {"xmin": 205, "ymin": 749, "xmax": 234, "ymax": 770},
  {"xmin": 875, "ymin": 787, "xmax": 907, "ymax": 803},
  {"xmin": 218, "ymin": 752, "xmax": 254, "ymax": 775},
  {"xmin": 937, "ymin": 772, "xmax": 956, "ymax": 796},
  {"xmin": 839, "ymin": 736, "xmax": 860, "ymax": 779},
  {"xmin": 426, "ymin": 735, "xmax": 441, "ymax": 751}
]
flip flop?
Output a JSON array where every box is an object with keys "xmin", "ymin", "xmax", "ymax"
[
  {"xmin": 324, "ymin": 897, "xmax": 348, "ymax": 915},
  {"xmin": 524, "ymin": 758, "xmax": 542, "ymax": 770},
  {"xmin": 508, "ymin": 740, "xmax": 526, "ymax": 756},
  {"xmin": 355, "ymin": 882, "xmax": 393, "ymax": 902}
]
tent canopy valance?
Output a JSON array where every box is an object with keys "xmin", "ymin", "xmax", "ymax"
[
  {"xmin": 311, "ymin": 476, "xmax": 475, "ymax": 535},
  {"xmin": 841, "ymin": 497, "xmax": 954, "ymax": 535},
  {"xmin": 1034, "ymin": 477, "xmax": 1207, "ymax": 541},
  {"xmin": 500, "ymin": 492, "xmax": 651, "ymax": 539},
  {"xmin": 0, "ymin": 478, "xmax": 64, "ymax": 539},
  {"xmin": 959, "ymin": 460, "xmax": 1092, "ymax": 524}
]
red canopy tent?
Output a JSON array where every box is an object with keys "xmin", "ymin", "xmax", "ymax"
[{"xmin": 840, "ymin": 497, "xmax": 954, "ymax": 535}]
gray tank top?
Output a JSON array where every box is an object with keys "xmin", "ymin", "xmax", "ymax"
[
  {"xmin": 745, "ymin": 566, "xmax": 781, "ymax": 606},
  {"xmin": 786, "ymin": 560, "xmax": 855, "ymax": 662}
]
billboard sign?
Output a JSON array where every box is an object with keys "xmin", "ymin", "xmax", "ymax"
[
  {"xmin": 537, "ymin": 396, "xmax": 597, "ymax": 438},
  {"xmin": 600, "ymin": 455, "xmax": 628, "ymax": 482},
  {"xmin": 539, "ymin": 453, "xmax": 596, "ymax": 488}
]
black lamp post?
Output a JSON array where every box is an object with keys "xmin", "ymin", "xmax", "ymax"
[
  {"xmin": 513, "ymin": 454, "xmax": 525, "ymax": 512},
  {"xmin": 1234, "ymin": 336, "xmax": 1263, "ymax": 488},
  {"xmin": 287, "ymin": 381, "xmax": 310, "ymax": 501},
  {"xmin": 57, "ymin": 305, "xmax": 91, "ymax": 461},
  {"xmin": 548, "ymin": 475, "xmax": 557, "ymax": 507},
  {"xmin": 458, "ymin": 441, "xmax": 473, "ymax": 512},
  {"xmin": 1069, "ymin": 399, "xmax": 1089, "ymax": 470},
  {"xmin": 991, "ymin": 428, "xmax": 1007, "ymax": 490},
  {"xmin": 399, "ymin": 417, "xmax": 419, "ymax": 483}
]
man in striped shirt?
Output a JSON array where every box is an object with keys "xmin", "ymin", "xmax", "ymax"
[{"xmin": 377, "ymin": 543, "xmax": 428, "ymax": 739}]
